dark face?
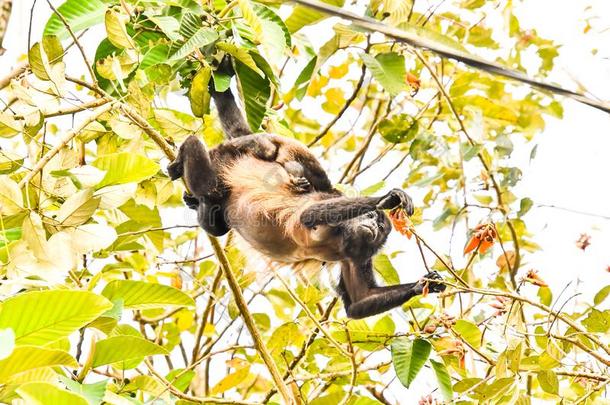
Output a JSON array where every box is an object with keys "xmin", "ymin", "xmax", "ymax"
[{"xmin": 339, "ymin": 210, "xmax": 391, "ymax": 260}]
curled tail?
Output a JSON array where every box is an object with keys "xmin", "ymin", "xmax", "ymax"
[{"xmin": 210, "ymin": 58, "xmax": 252, "ymax": 138}]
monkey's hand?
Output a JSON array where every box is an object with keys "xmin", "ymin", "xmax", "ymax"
[
  {"xmin": 376, "ymin": 188, "xmax": 414, "ymax": 215},
  {"xmin": 289, "ymin": 176, "xmax": 312, "ymax": 194},
  {"xmin": 417, "ymin": 271, "xmax": 446, "ymax": 294},
  {"xmin": 183, "ymin": 192, "xmax": 200, "ymax": 210}
]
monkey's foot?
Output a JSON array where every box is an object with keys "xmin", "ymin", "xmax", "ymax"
[{"xmin": 289, "ymin": 176, "xmax": 312, "ymax": 193}]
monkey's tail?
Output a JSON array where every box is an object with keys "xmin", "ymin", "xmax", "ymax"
[{"xmin": 210, "ymin": 58, "xmax": 252, "ymax": 138}]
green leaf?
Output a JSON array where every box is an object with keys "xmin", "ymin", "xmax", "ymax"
[
  {"xmin": 594, "ymin": 285, "xmax": 610, "ymax": 305},
  {"xmin": 582, "ymin": 309, "xmax": 610, "ymax": 333},
  {"xmin": 217, "ymin": 42, "xmax": 264, "ymax": 76},
  {"xmin": 373, "ymin": 254, "xmax": 400, "ymax": 285},
  {"xmin": 29, "ymin": 42, "xmax": 51, "ymax": 81},
  {"xmin": 44, "ymin": 0, "xmax": 107, "ymax": 40},
  {"xmin": 391, "ymin": 337, "xmax": 431, "ymax": 388},
  {"xmin": 104, "ymin": 9, "xmax": 134, "ymax": 49},
  {"xmin": 518, "ymin": 197, "xmax": 533, "ymax": 217},
  {"xmin": 0, "ymin": 227, "xmax": 21, "ymax": 249},
  {"xmin": 17, "ymin": 382, "xmax": 88, "ymax": 405},
  {"xmin": 253, "ymin": 4, "xmax": 291, "ymax": 52},
  {"xmin": 361, "ymin": 52, "xmax": 407, "ymax": 96},
  {"xmin": 101, "ymin": 280, "xmax": 195, "ymax": 310},
  {"xmin": 0, "ymin": 290, "xmax": 112, "ymax": 346},
  {"xmin": 294, "ymin": 56, "xmax": 317, "ymax": 100},
  {"xmin": 170, "ymin": 28, "xmax": 219, "ymax": 61},
  {"xmin": 284, "ymin": 0, "xmax": 344, "ymax": 33},
  {"xmin": 537, "ymin": 370, "xmax": 558, "ymax": 395},
  {"xmin": 378, "ymin": 113, "xmax": 419, "ymax": 143},
  {"xmin": 0, "ymin": 346, "xmax": 77, "ymax": 382},
  {"xmin": 430, "ymin": 359, "xmax": 453, "ymax": 401},
  {"xmin": 93, "ymin": 153, "xmax": 160, "ymax": 188},
  {"xmin": 453, "ymin": 319, "xmax": 483, "ymax": 349},
  {"xmin": 60, "ymin": 378, "xmax": 107, "ymax": 405},
  {"xmin": 42, "ymin": 35, "xmax": 64, "ymax": 64},
  {"xmin": 92, "ymin": 335, "xmax": 168, "ymax": 367},
  {"xmin": 190, "ymin": 66, "xmax": 212, "ymax": 117},
  {"xmin": 235, "ymin": 60, "xmax": 270, "ymax": 131}
]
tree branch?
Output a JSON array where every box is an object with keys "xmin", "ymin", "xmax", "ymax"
[{"xmin": 292, "ymin": 0, "xmax": 610, "ymax": 114}]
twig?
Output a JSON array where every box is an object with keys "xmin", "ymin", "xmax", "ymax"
[
  {"xmin": 0, "ymin": 61, "xmax": 28, "ymax": 90},
  {"xmin": 308, "ymin": 62, "xmax": 367, "ymax": 147},
  {"xmin": 18, "ymin": 101, "xmax": 114, "ymax": 188},
  {"xmin": 44, "ymin": 0, "xmax": 96, "ymax": 83}
]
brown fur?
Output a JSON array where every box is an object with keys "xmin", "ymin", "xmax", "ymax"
[{"xmin": 219, "ymin": 153, "xmax": 343, "ymax": 263}]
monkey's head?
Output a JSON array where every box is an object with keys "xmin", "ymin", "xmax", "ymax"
[{"xmin": 339, "ymin": 210, "xmax": 391, "ymax": 260}]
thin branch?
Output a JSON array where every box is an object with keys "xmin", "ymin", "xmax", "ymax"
[
  {"xmin": 207, "ymin": 236, "xmax": 295, "ymax": 404},
  {"xmin": 308, "ymin": 62, "xmax": 367, "ymax": 147},
  {"xmin": 18, "ymin": 101, "xmax": 114, "ymax": 188},
  {"xmin": 291, "ymin": 0, "xmax": 610, "ymax": 114},
  {"xmin": 0, "ymin": 61, "xmax": 28, "ymax": 90},
  {"xmin": 44, "ymin": 0, "xmax": 96, "ymax": 83}
]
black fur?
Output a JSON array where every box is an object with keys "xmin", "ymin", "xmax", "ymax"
[{"xmin": 168, "ymin": 75, "xmax": 446, "ymax": 319}]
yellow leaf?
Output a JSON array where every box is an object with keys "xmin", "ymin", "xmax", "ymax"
[
  {"xmin": 321, "ymin": 87, "xmax": 345, "ymax": 114},
  {"xmin": 328, "ymin": 62, "xmax": 349, "ymax": 79},
  {"xmin": 209, "ymin": 365, "xmax": 250, "ymax": 395}
]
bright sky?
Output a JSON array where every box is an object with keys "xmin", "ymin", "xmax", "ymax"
[{"xmin": 2, "ymin": 0, "xmax": 609, "ymax": 401}]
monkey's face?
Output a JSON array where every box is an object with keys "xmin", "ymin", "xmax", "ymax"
[{"xmin": 340, "ymin": 210, "xmax": 391, "ymax": 260}]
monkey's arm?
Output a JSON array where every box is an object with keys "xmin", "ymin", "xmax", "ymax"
[
  {"xmin": 337, "ymin": 260, "xmax": 446, "ymax": 319},
  {"xmin": 300, "ymin": 189, "xmax": 413, "ymax": 227}
]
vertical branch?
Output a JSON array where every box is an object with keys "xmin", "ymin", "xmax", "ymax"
[
  {"xmin": 119, "ymin": 103, "xmax": 294, "ymax": 403},
  {"xmin": 207, "ymin": 236, "xmax": 295, "ymax": 404}
]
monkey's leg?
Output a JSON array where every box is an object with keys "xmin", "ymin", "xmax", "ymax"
[
  {"xmin": 300, "ymin": 189, "xmax": 413, "ymax": 227},
  {"xmin": 168, "ymin": 135, "xmax": 222, "ymax": 201},
  {"xmin": 215, "ymin": 134, "xmax": 279, "ymax": 161},
  {"xmin": 339, "ymin": 261, "xmax": 446, "ymax": 319}
]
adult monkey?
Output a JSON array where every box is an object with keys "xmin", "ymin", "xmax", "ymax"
[{"xmin": 168, "ymin": 63, "xmax": 445, "ymax": 319}]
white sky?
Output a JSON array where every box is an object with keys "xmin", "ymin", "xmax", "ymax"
[{"xmin": 1, "ymin": 0, "xmax": 610, "ymax": 402}]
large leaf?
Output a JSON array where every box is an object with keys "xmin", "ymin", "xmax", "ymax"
[
  {"xmin": 235, "ymin": 60, "xmax": 270, "ymax": 131},
  {"xmin": 189, "ymin": 66, "xmax": 212, "ymax": 118},
  {"xmin": 101, "ymin": 280, "xmax": 195, "ymax": 310},
  {"xmin": 285, "ymin": 0, "xmax": 344, "ymax": 33},
  {"xmin": 391, "ymin": 337, "xmax": 431, "ymax": 388},
  {"xmin": 430, "ymin": 359, "xmax": 453, "ymax": 401},
  {"xmin": 453, "ymin": 320, "xmax": 483, "ymax": 349},
  {"xmin": 93, "ymin": 153, "xmax": 160, "ymax": 188},
  {"xmin": 372, "ymin": 254, "xmax": 400, "ymax": 285},
  {"xmin": 169, "ymin": 28, "xmax": 218, "ymax": 61},
  {"xmin": 60, "ymin": 378, "xmax": 108, "ymax": 405},
  {"xmin": 104, "ymin": 9, "xmax": 134, "ymax": 49},
  {"xmin": 361, "ymin": 52, "xmax": 407, "ymax": 96},
  {"xmin": 0, "ymin": 346, "xmax": 77, "ymax": 382},
  {"xmin": 55, "ymin": 189, "xmax": 100, "ymax": 227},
  {"xmin": 44, "ymin": 0, "xmax": 107, "ymax": 40},
  {"xmin": 0, "ymin": 290, "xmax": 112, "ymax": 346},
  {"xmin": 92, "ymin": 335, "xmax": 168, "ymax": 367},
  {"xmin": 17, "ymin": 382, "xmax": 88, "ymax": 405}
]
